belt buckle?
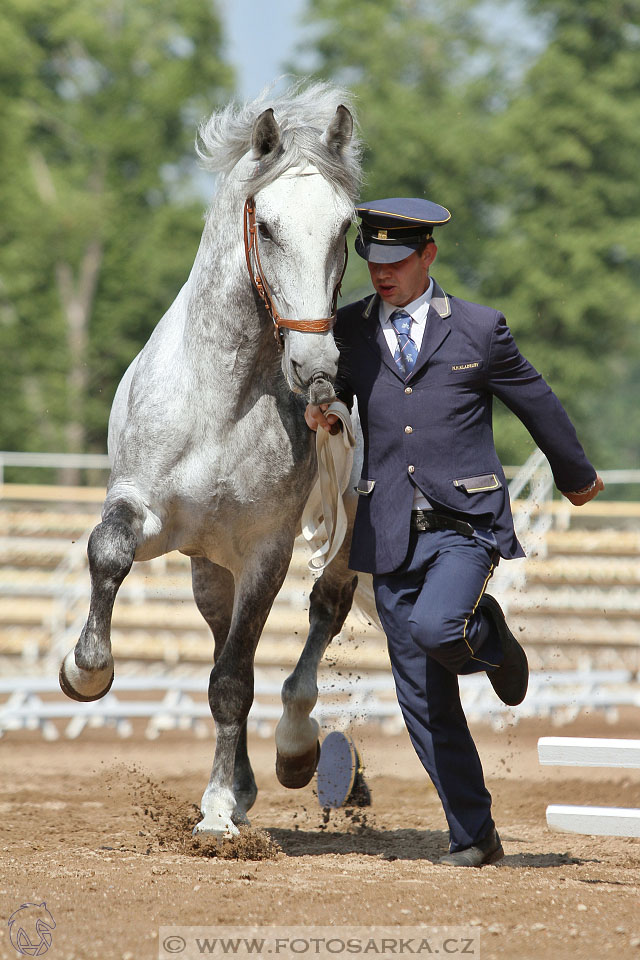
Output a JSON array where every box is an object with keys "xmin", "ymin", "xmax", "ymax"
[
  {"xmin": 413, "ymin": 510, "xmax": 428, "ymax": 532},
  {"xmin": 459, "ymin": 520, "xmax": 475, "ymax": 538}
]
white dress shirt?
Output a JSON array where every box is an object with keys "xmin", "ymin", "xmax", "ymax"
[
  {"xmin": 379, "ymin": 278, "xmax": 433, "ymax": 355},
  {"xmin": 379, "ymin": 279, "xmax": 434, "ymax": 511}
]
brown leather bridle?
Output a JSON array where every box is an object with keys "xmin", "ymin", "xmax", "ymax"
[{"xmin": 243, "ymin": 196, "xmax": 348, "ymax": 347}]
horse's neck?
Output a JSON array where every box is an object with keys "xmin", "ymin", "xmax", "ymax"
[
  {"xmin": 179, "ymin": 199, "xmax": 286, "ymax": 413},
  {"xmin": 184, "ymin": 199, "xmax": 275, "ymax": 370}
]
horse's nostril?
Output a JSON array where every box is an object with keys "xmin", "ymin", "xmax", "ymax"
[{"xmin": 290, "ymin": 361, "xmax": 305, "ymax": 386}]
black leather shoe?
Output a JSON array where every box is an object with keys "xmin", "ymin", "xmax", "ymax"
[
  {"xmin": 479, "ymin": 594, "xmax": 528, "ymax": 706},
  {"xmin": 439, "ymin": 828, "xmax": 504, "ymax": 867}
]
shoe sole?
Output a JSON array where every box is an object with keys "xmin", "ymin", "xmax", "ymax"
[{"xmin": 481, "ymin": 595, "xmax": 528, "ymax": 706}]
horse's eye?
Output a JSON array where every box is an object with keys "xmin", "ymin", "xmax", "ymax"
[{"xmin": 258, "ymin": 222, "xmax": 272, "ymax": 241}]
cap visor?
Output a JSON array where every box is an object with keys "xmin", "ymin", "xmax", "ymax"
[{"xmin": 355, "ymin": 237, "xmax": 422, "ymax": 264}]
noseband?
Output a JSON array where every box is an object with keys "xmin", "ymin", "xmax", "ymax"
[{"xmin": 243, "ymin": 197, "xmax": 348, "ymax": 347}]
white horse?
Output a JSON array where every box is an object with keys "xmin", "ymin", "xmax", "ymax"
[{"xmin": 58, "ymin": 83, "xmax": 368, "ymax": 835}]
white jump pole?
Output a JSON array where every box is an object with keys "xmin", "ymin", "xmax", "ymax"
[{"xmin": 538, "ymin": 737, "xmax": 640, "ymax": 837}]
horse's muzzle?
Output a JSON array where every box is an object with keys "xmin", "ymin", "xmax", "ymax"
[{"xmin": 307, "ymin": 373, "xmax": 336, "ymax": 406}]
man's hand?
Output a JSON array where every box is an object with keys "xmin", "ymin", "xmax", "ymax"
[
  {"xmin": 305, "ymin": 403, "xmax": 340, "ymax": 434},
  {"xmin": 562, "ymin": 475, "xmax": 605, "ymax": 506}
]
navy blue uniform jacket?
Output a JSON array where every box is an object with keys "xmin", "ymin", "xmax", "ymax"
[{"xmin": 335, "ymin": 281, "xmax": 597, "ymax": 575}]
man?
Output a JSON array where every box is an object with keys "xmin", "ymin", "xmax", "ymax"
[{"xmin": 305, "ymin": 197, "xmax": 603, "ymax": 866}]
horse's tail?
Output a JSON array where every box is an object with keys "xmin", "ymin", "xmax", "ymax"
[{"xmin": 352, "ymin": 573, "xmax": 381, "ymax": 631}]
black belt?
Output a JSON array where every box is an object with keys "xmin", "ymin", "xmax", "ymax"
[{"xmin": 411, "ymin": 510, "xmax": 475, "ymax": 538}]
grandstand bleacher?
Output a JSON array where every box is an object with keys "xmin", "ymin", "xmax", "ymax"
[
  {"xmin": 0, "ymin": 484, "xmax": 383, "ymax": 671},
  {"xmin": 1, "ymin": 477, "xmax": 639, "ymax": 675}
]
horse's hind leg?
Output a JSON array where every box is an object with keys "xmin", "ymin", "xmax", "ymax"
[
  {"xmin": 59, "ymin": 501, "xmax": 139, "ymax": 701},
  {"xmin": 275, "ymin": 552, "xmax": 358, "ymax": 788},
  {"xmin": 191, "ymin": 558, "xmax": 257, "ymax": 825}
]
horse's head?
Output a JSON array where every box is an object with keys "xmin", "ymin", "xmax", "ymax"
[{"xmin": 247, "ymin": 102, "xmax": 357, "ymax": 404}]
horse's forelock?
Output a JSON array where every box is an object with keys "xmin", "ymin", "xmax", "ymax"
[
  {"xmin": 196, "ymin": 80, "xmax": 362, "ymax": 202},
  {"xmin": 241, "ymin": 126, "xmax": 361, "ymax": 203}
]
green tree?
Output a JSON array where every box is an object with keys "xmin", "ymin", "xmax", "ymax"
[
  {"xmin": 293, "ymin": 0, "xmax": 640, "ymax": 473},
  {"xmin": 471, "ymin": 0, "xmax": 640, "ymax": 467},
  {"xmin": 290, "ymin": 0, "xmax": 511, "ymax": 302},
  {"xmin": 0, "ymin": 0, "xmax": 232, "ymax": 476}
]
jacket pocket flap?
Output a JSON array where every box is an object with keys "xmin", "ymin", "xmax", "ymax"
[
  {"xmin": 453, "ymin": 474, "xmax": 501, "ymax": 493},
  {"xmin": 356, "ymin": 478, "xmax": 376, "ymax": 496}
]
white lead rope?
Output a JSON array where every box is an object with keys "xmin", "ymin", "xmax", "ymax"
[{"xmin": 301, "ymin": 401, "xmax": 355, "ymax": 573}]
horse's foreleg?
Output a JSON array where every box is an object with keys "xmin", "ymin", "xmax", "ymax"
[
  {"xmin": 191, "ymin": 558, "xmax": 257, "ymax": 826},
  {"xmin": 59, "ymin": 501, "xmax": 139, "ymax": 701},
  {"xmin": 194, "ymin": 539, "xmax": 293, "ymax": 836},
  {"xmin": 275, "ymin": 557, "xmax": 358, "ymax": 788}
]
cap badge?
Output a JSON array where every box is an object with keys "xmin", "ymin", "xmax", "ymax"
[{"xmin": 376, "ymin": 229, "xmax": 388, "ymax": 240}]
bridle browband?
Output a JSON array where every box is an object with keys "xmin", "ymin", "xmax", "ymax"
[{"xmin": 243, "ymin": 197, "xmax": 348, "ymax": 347}]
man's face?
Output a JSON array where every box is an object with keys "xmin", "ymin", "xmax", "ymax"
[{"xmin": 367, "ymin": 244, "xmax": 437, "ymax": 307}]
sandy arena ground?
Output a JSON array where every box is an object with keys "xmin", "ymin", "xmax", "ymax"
[{"xmin": 1, "ymin": 712, "xmax": 639, "ymax": 960}]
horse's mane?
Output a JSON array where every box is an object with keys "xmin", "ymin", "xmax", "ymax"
[{"xmin": 196, "ymin": 80, "xmax": 362, "ymax": 201}]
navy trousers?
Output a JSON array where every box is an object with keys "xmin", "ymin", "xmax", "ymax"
[{"xmin": 373, "ymin": 525, "xmax": 503, "ymax": 852}]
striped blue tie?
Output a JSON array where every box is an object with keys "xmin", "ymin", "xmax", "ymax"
[{"xmin": 390, "ymin": 309, "xmax": 418, "ymax": 379}]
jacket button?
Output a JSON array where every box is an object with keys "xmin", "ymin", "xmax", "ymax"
[
  {"xmin": 408, "ymin": 465, "xmax": 415, "ymax": 474},
  {"xmin": 404, "ymin": 425, "xmax": 413, "ymax": 434},
  {"xmin": 404, "ymin": 386, "xmax": 413, "ymax": 394}
]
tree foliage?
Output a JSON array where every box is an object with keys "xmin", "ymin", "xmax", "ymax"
[
  {"xmin": 481, "ymin": 0, "xmax": 640, "ymax": 464},
  {"xmin": 292, "ymin": 0, "xmax": 640, "ymax": 470},
  {"xmin": 0, "ymin": 0, "xmax": 232, "ymax": 466},
  {"xmin": 2, "ymin": 0, "xmax": 639, "ymax": 479},
  {"xmin": 292, "ymin": 0, "xmax": 509, "ymax": 301}
]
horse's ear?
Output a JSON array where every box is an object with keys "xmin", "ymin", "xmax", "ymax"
[
  {"xmin": 322, "ymin": 104, "xmax": 353, "ymax": 156},
  {"xmin": 251, "ymin": 108, "xmax": 281, "ymax": 159}
]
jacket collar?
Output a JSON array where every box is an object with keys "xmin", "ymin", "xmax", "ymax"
[
  {"xmin": 358, "ymin": 279, "xmax": 452, "ymax": 381},
  {"xmin": 430, "ymin": 279, "xmax": 451, "ymax": 320},
  {"xmin": 361, "ymin": 293, "xmax": 378, "ymax": 320}
]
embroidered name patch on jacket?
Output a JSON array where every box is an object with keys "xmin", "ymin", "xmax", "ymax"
[{"xmin": 451, "ymin": 361, "xmax": 481, "ymax": 372}]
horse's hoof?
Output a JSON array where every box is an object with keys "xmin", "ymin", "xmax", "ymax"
[
  {"xmin": 231, "ymin": 811, "xmax": 251, "ymax": 827},
  {"xmin": 232, "ymin": 782, "xmax": 257, "ymax": 820},
  {"xmin": 231, "ymin": 791, "xmax": 256, "ymax": 825},
  {"xmin": 276, "ymin": 741, "xmax": 321, "ymax": 789},
  {"xmin": 316, "ymin": 731, "xmax": 371, "ymax": 808},
  {"xmin": 58, "ymin": 652, "xmax": 114, "ymax": 702},
  {"xmin": 193, "ymin": 817, "xmax": 239, "ymax": 838}
]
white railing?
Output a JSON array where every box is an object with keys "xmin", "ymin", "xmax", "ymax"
[
  {"xmin": 1, "ymin": 669, "xmax": 639, "ymax": 740},
  {"xmin": 2, "ymin": 447, "xmax": 640, "ymax": 738},
  {"xmin": 3, "ymin": 450, "xmax": 640, "ymax": 487},
  {"xmin": 0, "ymin": 451, "xmax": 111, "ymax": 484},
  {"xmin": 47, "ymin": 528, "xmax": 94, "ymax": 669},
  {"xmin": 6, "ymin": 448, "xmax": 638, "ymax": 670},
  {"xmin": 30, "ymin": 447, "xmax": 556, "ymax": 661},
  {"xmin": 539, "ymin": 736, "xmax": 640, "ymax": 837},
  {"xmin": 490, "ymin": 448, "xmax": 554, "ymax": 611}
]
